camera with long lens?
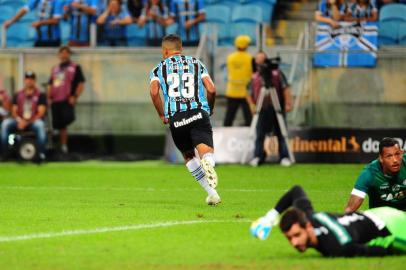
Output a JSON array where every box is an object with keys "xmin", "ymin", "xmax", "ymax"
[{"xmin": 260, "ymin": 56, "xmax": 281, "ymax": 88}]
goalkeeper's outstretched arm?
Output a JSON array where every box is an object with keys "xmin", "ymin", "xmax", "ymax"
[{"xmin": 250, "ymin": 185, "xmax": 314, "ymax": 240}]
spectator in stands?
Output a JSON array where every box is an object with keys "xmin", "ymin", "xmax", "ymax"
[
  {"xmin": 64, "ymin": 0, "xmax": 98, "ymax": 47},
  {"xmin": 249, "ymin": 52, "xmax": 292, "ymax": 167},
  {"xmin": 127, "ymin": 0, "xmax": 144, "ymax": 22},
  {"xmin": 166, "ymin": 0, "xmax": 205, "ymax": 46},
  {"xmin": 48, "ymin": 46, "xmax": 85, "ymax": 154},
  {"xmin": 223, "ymin": 35, "xmax": 255, "ymax": 127},
  {"xmin": 4, "ymin": 0, "xmax": 63, "ymax": 47},
  {"xmin": 0, "ymin": 89, "xmax": 11, "ymax": 124},
  {"xmin": 1, "ymin": 71, "xmax": 47, "ymax": 161},
  {"xmin": 315, "ymin": 0, "xmax": 346, "ymax": 28},
  {"xmin": 96, "ymin": 0, "xmax": 132, "ymax": 46},
  {"xmin": 138, "ymin": 0, "xmax": 170, "ymax": 46},
  {"xmin": 345, "ymin": 0, "xmax": 378, "ymax": 21}
]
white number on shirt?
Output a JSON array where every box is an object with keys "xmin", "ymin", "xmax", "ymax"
[{"xmin": 167, "ymin": 73, "xmax": 195, "ymax": 98}]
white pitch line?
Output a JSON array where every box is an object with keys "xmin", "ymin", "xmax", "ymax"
[
  {"xmin": 0, "ymin": 186, "xmax": 286, "ymax": 193},
  {"xmin": 0, "ymin": 219, "xmax": 249, "ymax": 243}
]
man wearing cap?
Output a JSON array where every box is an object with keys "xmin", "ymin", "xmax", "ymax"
[
  {"xmin": 1, "ymin": 71, "xmax": 47, "ymax": 161},
  {"xmin": 223, "ymin": 35, "xmax": 255, "ymax": 127},
  {"xmin": 48, "ymin": 46, "xmax": 85, "ymax": 153},
  {"xmin": 4, "ymin": 0, "xmax": 64, "ymax": 47}
]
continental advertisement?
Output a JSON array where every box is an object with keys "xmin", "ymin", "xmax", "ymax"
[
  {"xmin": 165, "ymin": 127, "xmax": 406, "ymax": 164},
  {"xmin": 284, "ymin": 128, "xmax": 406, "ymax": 163}
]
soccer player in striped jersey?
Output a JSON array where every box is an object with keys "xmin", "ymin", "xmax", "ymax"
[{"xmin": 149, "ymin": 34, "xmax": 220, "ymax": 205}]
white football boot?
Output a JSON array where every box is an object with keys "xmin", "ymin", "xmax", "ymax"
[
  {"xmin": 201, "ymin": 158, "xmax": 218, "ymax": 189},
  {"xmin": 206, "ymin": 194, "xmax": 221, "ymax": 206}
]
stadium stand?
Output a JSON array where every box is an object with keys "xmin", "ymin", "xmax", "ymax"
[
  {"xmin": 399, "ymin": 22, "xmax": 406, "ymax": 45},
  {"xmin": 6, "ymin": 22, "xmax": 35, "ymax": 48},
  {"xmin": 379, "ymin": 3, "xmax": 406, "ymax": 22},
  {"xmin": 378, "ymin": 21, "xmax": 399, "ymax": 45},
  {"xmin": 240, "ymin": 0, "xmax": 275, "ymax": 23},
  {"xmin": 378, "ymin": 3, "xmax": 406, "ymax": 45},
  {"xmin": 60, "ymin": 21, "xmax": 71, "ymax": 45},
  {"xmin": 126, "ymin": 23, "xmax": 147, "ymax": 46},
  {"xmin": 200, "ymin": 4, "xmax": 231, "ymax": 45},
  {"xmin": 229, "ymin": 4, "xmax": 262, "ymax": 45}
]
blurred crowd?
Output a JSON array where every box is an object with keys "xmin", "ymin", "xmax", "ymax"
[
  {"xmin": 315, "ymin": 0, "xmax": 402, "ymax": 27},
  {"xmin": 4, "ymin": 0, "xmax": 205, "ymax": 47}
]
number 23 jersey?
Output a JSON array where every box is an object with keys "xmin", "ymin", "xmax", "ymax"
[{"xmin": 150, "ymin": 55, "xmax": 211, "ymax": 119}]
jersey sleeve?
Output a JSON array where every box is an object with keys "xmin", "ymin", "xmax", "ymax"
[
  {"xmin": 274, "ymin": 185, "xmax": 315, "ymax": 218},
  {"xmin": 199, "ymin": 60, "xmax": 209, "ymax": 78},
  {"xmin": 149, "ymin": 66, "xmax": 160, "ymax": 83},
  {"xmin": 352, "ymin": 168, "xmax": 373, "ymax": 199},
  {"xmin": 169, "ymin": 0, "xmax": 177, "ymax": 17},
  {"xmin": 25, "ymin": 0, "xmax": 39, "ymax": 12},
  {"xmin": 316, "ymin": 0, "xmax": 326, "ymax": 14},
  {"xmin": 53, "ymin": 0, "xmax": 63, "ymax": 19},
  {"xmin": 90, "ymin": 0, "xmax": 98, "ymax": 9},
  {"xmin": 197, "ymin": 0, "xmax": 205, "ymax": 14}
]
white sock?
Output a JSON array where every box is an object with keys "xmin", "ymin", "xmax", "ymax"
[
  {"xmin": 202, "ymin": 152, "xmax": 215, "ymax": 167},
  {"xmin": 186, "ymin": 158, "xmax": 217, "ymax": 196},
  {"xmin": 264, "ymin": 208, "xmax": 280, "ymax": 225}
]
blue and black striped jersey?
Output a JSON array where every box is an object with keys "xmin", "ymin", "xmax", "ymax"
[{"xmin": 150, "ymin": 54, "xmax": 211, "ymax": 118}]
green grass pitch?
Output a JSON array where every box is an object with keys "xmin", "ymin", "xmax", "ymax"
[{"xmin": 0, "ymin": 161, "xmax": 404, "ymax": 269}]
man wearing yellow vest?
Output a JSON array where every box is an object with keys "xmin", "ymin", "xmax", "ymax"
[{"xmin": 223, "ymin": 35, "xmax": 255, "ymax": 126}]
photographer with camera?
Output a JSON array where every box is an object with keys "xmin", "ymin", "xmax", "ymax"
[{"xmin": 249, "ymin": 51, "xmax": 292, "ymax": 167}]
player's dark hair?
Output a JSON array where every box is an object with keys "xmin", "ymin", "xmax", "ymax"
[
  {"xmin": 279, "ymin": 208, "xmax": 309, "ymax": 232},
  {"xmin": 379, "ymin": 137, "xmax": 400, "ymax": 155},
  {"xmin": 162, "ymin": 34, "xmax": 182, "ymax": 50}
]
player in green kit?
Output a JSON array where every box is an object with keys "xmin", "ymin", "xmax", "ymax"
[{"xmin": 345, "ymin": 137, "xmax": 406, "ymax": 213}]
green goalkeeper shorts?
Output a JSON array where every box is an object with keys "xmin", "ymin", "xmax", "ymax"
[{"xmin": 364, "ymin": 207, "xmax": 406, "ymax": 253}]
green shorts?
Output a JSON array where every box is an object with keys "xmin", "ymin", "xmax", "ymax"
[{"xmin": 364, "ymin": 207, "xmax": 406, "ymax": 253}]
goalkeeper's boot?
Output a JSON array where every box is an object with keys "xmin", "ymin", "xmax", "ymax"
[
  {"xmin": 201, "ymin": 158, "xmax": 218, "ymax": 189},
  {"xmin": 250, "ymin": 217, "xmax": 272, "ymax": 240},
  {"xmin": 206, "ymin": 193, "xmax": 221, "ymax": 206}
]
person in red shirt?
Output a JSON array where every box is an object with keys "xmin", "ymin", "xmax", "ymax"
[
  {"xmin": 48, "ymin": 46, "xmax": 85, "ymax": 154},
  {"xmin": 1, "ymin": 71, "xmax": 47, "ymax": 161}
]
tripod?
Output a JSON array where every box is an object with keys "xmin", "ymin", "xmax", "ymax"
[{"xmin": 242, "ymin": 86, "xmax": 296, "ymax": 164}]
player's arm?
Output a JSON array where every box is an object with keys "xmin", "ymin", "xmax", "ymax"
[
  {"xmin": 202, "ymin": 76, "xmax": 215, "ymax": 115},
  {"xmin": 150, "ymin": 80, "xmax": 167, "ymax": 124},
  {"xmin": 344, "ymin": 194, "xmax": 364, "ymax": 213},
  {"xmin": 345, "ymin": 170, "xmax": 370, "ymax": 213},
  {"xmin": 251, "ymin": 185, "xmax": 314, "ymax": 240}
]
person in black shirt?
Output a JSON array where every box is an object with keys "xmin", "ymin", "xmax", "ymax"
[{"xmin": 251, "ymin": 185, "xmax": 406, "ymax": 257}]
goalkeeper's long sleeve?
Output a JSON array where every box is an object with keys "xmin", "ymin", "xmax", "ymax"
[{"xmin": 274, "ymin": 185, "xmax": 315, "ymax": 218}]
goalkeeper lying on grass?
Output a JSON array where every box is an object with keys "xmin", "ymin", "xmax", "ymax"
[{"xmin": 251, "ymin": 185, "xmax": 406, "ymax": 257}]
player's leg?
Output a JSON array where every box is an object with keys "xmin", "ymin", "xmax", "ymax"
[
  {"xmin": 182, "ymin": 149, "xmax": 220, "ymax": 205},
  {"xmin": 192, "ymin": 110, "xmax": 220, "ymax": 205},
  {"xmin": 169, "ymin": 111, "xmax": 219, "ymax": 205},
  {"xmin": 365, "ymin": 207, "xmax": 406, "ymax": 253}
]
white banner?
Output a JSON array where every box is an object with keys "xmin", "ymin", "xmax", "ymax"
[{"xmin": 164, "ymin": 127, "xmax": 256, "ymax": 164}]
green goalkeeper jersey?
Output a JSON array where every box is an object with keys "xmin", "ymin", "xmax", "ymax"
[{"xmin": 352, "ymin": 154, "xmax": 406, "ymax": 210}]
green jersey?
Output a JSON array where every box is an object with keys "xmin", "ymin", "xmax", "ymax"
[{"xmin": 352, "ymin": 154, "xmax": 406, "ymax": 210}]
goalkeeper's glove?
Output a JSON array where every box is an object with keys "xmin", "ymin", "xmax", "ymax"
[{"xmin": 250, "ymin": 217, "xmax": 272, "ymax": 240}]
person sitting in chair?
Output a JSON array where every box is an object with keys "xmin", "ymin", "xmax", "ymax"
[{"xmin": 1, "ymin": 71, "xmax": 47, "ymax": 162}]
